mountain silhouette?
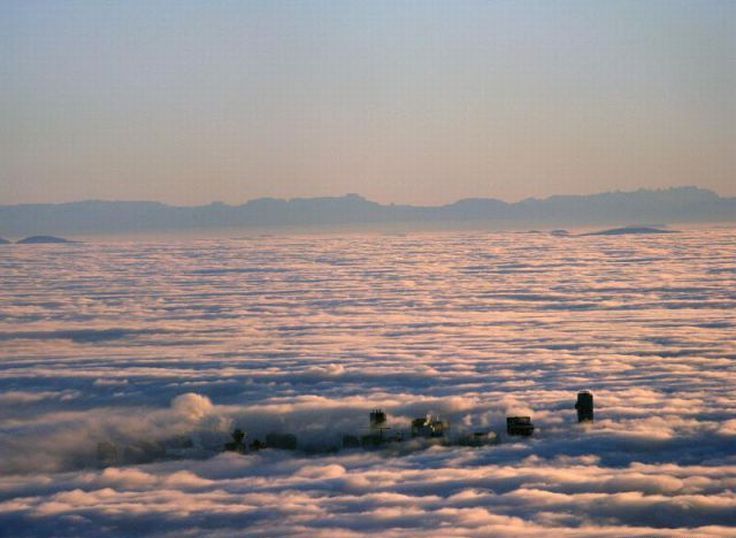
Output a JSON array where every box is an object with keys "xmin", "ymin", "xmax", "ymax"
[
  {"xmin": 16, "ymin": 235, "xmax": 76, "ymax": 244},
  {"xmin": 0, "ymin": 187, "xmax": 733, "ymax": 235},
  {"xmin": 580, "ymin": 226, "xmax": 677, "ymax": 236}
]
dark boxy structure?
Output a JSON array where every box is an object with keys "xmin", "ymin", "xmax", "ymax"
[
  {"xmin": 411, "ymin": 415, "xmax": 448, "ymax": 438},
  {"xmin": 363, "ymin": 409, "xmax": 395, "ymax": 447},
  {"xmin": 224, "ymin": 429, "xmax": 247, "ymax": 453},
  {"xmin": 575, "ymin": 391, "xmax": 594, "ymax": 422},
  {"xmin": 266, "ymin": 432, "xmax": 298, "ymax": 450},
  {"xmin": 370, "ymin": 409, "xmax": 387, "ymax": 429},
  {"xmin": 506, "ymin": 416, "xmax": 534, "ymax": 436},
  {"xmin": 342, "ymin": 434, "xmax": 361, "ymax": 449}
]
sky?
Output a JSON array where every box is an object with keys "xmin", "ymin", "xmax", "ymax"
[{"xmin": 1, "ymin": 0, "xmax": 734, "ymax": 206}]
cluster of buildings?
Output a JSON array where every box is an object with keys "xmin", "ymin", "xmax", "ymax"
[
  {"xmin": 223, "ymin": 430, "xmax": 298, "ymax": 454},
  {"xmin": 97, "ymin": 392, "xmax": 595, "ymax": 464},
  {"xmin": 223, "ymin": 391, "xmax": 595, "ymax": 455}
]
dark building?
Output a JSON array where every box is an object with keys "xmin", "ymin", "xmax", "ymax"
[
  {"xmin": 342, "ymin": 434, "xmax": 361, "ymax": 449},
  {"xmin": 266, "ymin": 432, "xmax": 298, "ymax": 450},
  {"xmin": 575, "ymin": 391, "xmax": 594, "ymax": 422},
  {"xmin": 411, "ymin": 415, "xmax": 448, "ymax": 438},
  {"xmin": 506, "ymin": 416, "xmax": 534, "ymax": 436},
  {"xmin": 370, "ymin": 409, "xmax": 387, "ymax": 429},
  {"xmin": 361, "ymin": 433, "xmax": 385, "ymax": 448},
  {"xmin": 224, "ymin": 428, "xmax": 247, "ymax": 453},
  {"xmin": 366, "ymin": 409, "xmax": 391, "ymax": 445},
  {"xmin": 458, "ymin": 430, "xmax": 498, "ymax": 447}
]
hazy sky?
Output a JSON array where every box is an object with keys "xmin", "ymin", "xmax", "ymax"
[{"xmin": 1, "ymin": 0, "xmax": 734, "ymax": 205}]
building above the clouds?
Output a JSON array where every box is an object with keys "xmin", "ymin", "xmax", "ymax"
[
  {"xmin": 224, "ymin": 429, "xmax": 247, "ymax": 453},
  {"xmin": 506, "ymin": 416, "xmax": 535, "ymax": 436},
  {"xmin": 575, "ymin": 391, "xmax": 594, "ymax": 422},
  {"xmin": 411, "ymin": 414, "xmax": 448, "ymax": 438}
]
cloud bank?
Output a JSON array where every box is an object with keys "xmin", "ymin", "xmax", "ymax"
[{"xmin": 0, "ymin": 228, "xmax": 735, "ymax": 536}]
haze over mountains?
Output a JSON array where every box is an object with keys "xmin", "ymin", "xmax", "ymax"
[{"xmin": 0, "ymin": 187, "xmax": 734, "ymax": 236}]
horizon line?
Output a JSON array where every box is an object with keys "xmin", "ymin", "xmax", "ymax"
[{"xmin": 0, "ymin": 185, "xmax": 726, "ymax": 208}]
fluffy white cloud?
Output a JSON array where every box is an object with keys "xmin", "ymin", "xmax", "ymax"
[{"xmin": 0, "ymin": 228, "xmax": 735, "ymax": 536}]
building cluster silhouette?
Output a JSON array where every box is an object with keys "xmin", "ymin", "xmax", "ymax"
[
  {"xmin": 96, "ymin": 391, "xmax": 595, "ymax": 465},
  {"xmin": 222, "ymin": 391, "xmax": 595, "ymax": 455}
]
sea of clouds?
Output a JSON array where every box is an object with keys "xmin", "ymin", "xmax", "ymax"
[{"xmin": 0, "ymin": 228, "xmax": 735, "ymax": 536}]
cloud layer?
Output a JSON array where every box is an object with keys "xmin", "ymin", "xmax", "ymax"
[{"xmin": 0, "ymin": 228, "xmax": 735, "ymax": 536}]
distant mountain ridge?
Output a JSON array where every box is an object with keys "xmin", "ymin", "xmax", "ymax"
[
  {"xmin": 579, "ymin": 226, "xmax": 677, "ymax": 236},
  {"xmin": 0, "ymin": 187, "xmax": 734, "ymax": 235},
  {"xmin": 15, "ymin": 235, "xmax": 76, "ymax": 244}
]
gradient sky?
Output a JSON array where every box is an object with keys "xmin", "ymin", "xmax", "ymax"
[{"xmin": 1, "ymin": 0, "xmax": 734, "ymax": 205}]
